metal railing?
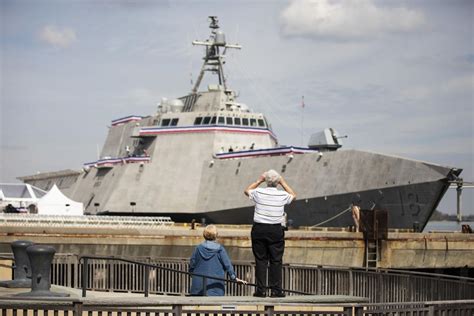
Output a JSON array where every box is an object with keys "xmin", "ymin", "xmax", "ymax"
[
  {"xmin": 41, "ymin": 254, "xmax": 474, "ymax": 302},
  {"xmin": 0, "ymin": 298, "xmax": 473, "ymax": 316},
  {"xmin": 80, "ymin": 255, "xmax": 309, "ymax": 297},
  {"xmin": 0, "ymin": 214, "xmax": 174, "ymax": 229}
]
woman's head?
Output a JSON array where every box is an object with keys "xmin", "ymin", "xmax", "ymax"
[
  {"xmin": 203, "ymin": 224, "xmax": 218, "ymax": 241},
  {"xmin": 264, "ymin": 169, "xmax": 281, "ymax": 187}
]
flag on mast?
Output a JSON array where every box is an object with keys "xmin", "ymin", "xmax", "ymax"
[{"xmin": 301, "ymin": 95, "xmax": 304, "ymax": 146}]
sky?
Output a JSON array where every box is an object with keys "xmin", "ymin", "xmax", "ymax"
[{"xmin": 1, "ymin": 0, "xmax": 473, "ymax": 215}]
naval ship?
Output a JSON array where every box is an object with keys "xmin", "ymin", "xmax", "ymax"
[{"xmin": 19, "ymin": 17, "xmax": 461, "ymax": 229}]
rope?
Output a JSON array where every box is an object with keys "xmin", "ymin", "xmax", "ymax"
[{"xmin": 310, "ymin": 206, "xmax": 352, "ymax": 228}]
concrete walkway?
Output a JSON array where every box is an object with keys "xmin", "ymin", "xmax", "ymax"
[{"xmin": 0, "ymin": 285, "xmax": 368, "ymax": 307}]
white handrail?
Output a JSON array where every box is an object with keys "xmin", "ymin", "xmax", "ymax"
[{"xmin": 0, "ymin": 214, "xmax": 174, "ymax": 229}]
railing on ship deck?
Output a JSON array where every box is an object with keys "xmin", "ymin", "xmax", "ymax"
[{"xmin": 37, "ymin": 254, "xmax": 474, "ymax": 302}]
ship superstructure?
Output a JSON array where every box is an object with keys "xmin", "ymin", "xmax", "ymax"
[{"xmin": 19, "ymin": 17, "xmax": 461, "ymax": 229}]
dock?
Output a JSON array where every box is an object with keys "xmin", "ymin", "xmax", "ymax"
[
  {"xmin": 1, "ymin": 218, "xmax": 473, "ymax": 270},
  {"xmin": 1, "ymin": 216, "xmax": 474, "ymax": 314},
  {"xmin": 1, "ymin": 285, "xmax": 473, "ymax": 315}
]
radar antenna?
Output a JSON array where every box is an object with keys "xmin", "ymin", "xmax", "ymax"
[{"xmin": 191, "ymin": 16, "xmax": 241, "ymax": 94}]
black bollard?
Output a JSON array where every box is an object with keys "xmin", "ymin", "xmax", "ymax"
[
  {"xmin": 0, "ymin": 240, "xmax": 34, "ymax": 288},
  {"xmin": 16, "ymin": 245, "xmax": 69, "ymax": 297}
]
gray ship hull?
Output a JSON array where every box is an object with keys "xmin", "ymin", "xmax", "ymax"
[
  {"xmin": 98, "ymin": 165, "xmax": 456, "ymax": 230},
  {"xmin": 159, "ymin": 180, "xmax": 452, "ymax": 229},
  {"xmin": 24, "ymin": 148, "xmax": 458, "ymax": 230}
]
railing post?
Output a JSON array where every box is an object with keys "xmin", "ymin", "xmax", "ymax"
[
  {"xmin": 343, "ymin": 306, "xmax": 352, "ymax": 316},
  {"xmin": 82, "ymin": 257, "xmax": 88, "ymax": 298},
  {"xmin": 349, "ymin": 269, "xmax": 354, "ymax": 296},
  {"xmin": 73, "ymin": 301, "xmax": 83, "ymax": 316},
  {"xmin": 354, "ymin": 306, "xmax": 364, "ymax": 316},
  {"xmin": 172, "ymin": 304, "xmax": 183, "ymax": 316},
  {"xmin": 144, "ymin": 265, "xmax": 150, "ymax": 297},
  {"xmin": 202, "ymin": 276, "xmax": 207, "ymax": 296},
  {"xmin": 427, "ymin": 304, "xmax": 435, "ymax": 316},
  {"xmin": 317, "ymin": 267, "xmax": 322, "ymax": 294},
  {"xmin": 265, "ymin": 305, "xmax": 274, "ymax": 316}
]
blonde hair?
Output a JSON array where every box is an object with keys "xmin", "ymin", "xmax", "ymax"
[{"xmin": 203, "ymin": 224, "xmax": 218, "ymax": 241}]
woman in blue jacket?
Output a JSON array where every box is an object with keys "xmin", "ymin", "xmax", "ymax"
[{"xmin": 189, "ymin": 225, "xmax": 246, "ymax": 296}]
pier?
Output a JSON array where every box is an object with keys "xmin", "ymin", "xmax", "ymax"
[
  {"xmin": 1, "ymin": 214, "xmax": 473, "ymax": 270},
  {"xmin": 1, "ymin": 215, "xmax": 474, "ymax": 314},
  {"xmin": 1, "ymin": 285, "xmax": 473, "ymax": 316}
]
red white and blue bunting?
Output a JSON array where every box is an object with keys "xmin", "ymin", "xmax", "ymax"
[
  {"xmin": 111, "ymin": 115, "xmax": 145, "ymax": 126},
  {"xmin": 139, "ymin": 125, "xmax": 278, "ymax": 141}
]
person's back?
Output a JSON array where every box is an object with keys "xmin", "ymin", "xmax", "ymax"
[
  {"xmin": 189, "ymin": 225, "xmax": 245, "ymax": 296},
  {"xmin": 244, "ymin": 169, "xmax": 296, "ymax": 297},
  {"xmin": 249, "ymin": 186, "xmax": 294, "ymax": 225}
]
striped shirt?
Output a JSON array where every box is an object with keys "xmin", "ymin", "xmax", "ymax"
[{"xmin": 248, "ymin": 187, "xmax": 294, "ymax": 224}]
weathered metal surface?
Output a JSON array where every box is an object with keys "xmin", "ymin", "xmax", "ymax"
[
  {"xmin": 0, "ymin": 240, "xmax": 33, "ymax": 288},
  {"xmin": 15, "ymin": 245, "xmax": 69, "ymax": 297}
]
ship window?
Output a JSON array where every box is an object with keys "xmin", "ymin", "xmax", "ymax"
[
  {"xmin": 258, "ymin": 119, "xmax": 265, "ymax": 127},
  {"xmin": 242, "ymin": 118, "xmax": 249, "ymax": 126},
  {"xmin": 218, "ymin": 116, "xmax": 225, "ymax": 124},
  {"xmin": 226, "ymin": 117, "xmax": 233, "ymax": 125},
  {"xmin": 250, "ymin": 118, "xmax": 257, "ymax": 127},
  {"xmin": 203, "ymin": 116, "xmax": 211, "ymax": 125},
  {"xmin": 170, "ymin": 118, "xmax": 179, "ymax": 126},
  {"xmin": 264, "ymin": 117, "xmax": 270, "ymax": 128},
  {"xmin": 161, "ymin": 119, "xmax": 171, "ymax": 126},
  {"xmin": 194, "ymin": 117, "xmax": 203, "ymax": 125},
  {"xmin": 210, "ymin": 116, "xmax": 217, "ymax": 124},
  {"xmin": 234, "ymin": 117, "xmax": 241, "ymax": 125}
]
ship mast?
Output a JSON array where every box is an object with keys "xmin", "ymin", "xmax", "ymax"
[{"xmin": 191, "ymin": 16, "xmax": 241, "ymax": 93}]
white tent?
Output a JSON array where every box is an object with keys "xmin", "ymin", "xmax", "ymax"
[
  {"xmin": 37, "ymin": 184, "xmax": 84, "ymax": 216},
  {"xmin": 0, "ymin": 183, "xmax": 47, "ymax": 212}
]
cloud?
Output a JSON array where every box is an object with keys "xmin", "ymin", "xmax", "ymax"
[
  {"xmin": 121, "ymin": 88, "xmax": 161, "ymax": 110},
  {"xmin": 400, "ymin": 74, "xmax": 474, "ymax": 101},
  {"xmin": 39, "ymin": 25, "xmax": 77, "ymax": 48},
  {"xmin": 280, "ymin": 0, "xmax": 425, "ymax": 40},
  {"xmin": 466, "ymin": 54, "xmax": 474, "ymax": 64},
  {"xmin": 441, "ymin": 75, "xmax": 474, "ymax": 95}
]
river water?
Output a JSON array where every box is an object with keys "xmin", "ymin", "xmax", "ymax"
[{"xmin": 423, "ymin": 220, "xmax": 474, "ymax": 232}]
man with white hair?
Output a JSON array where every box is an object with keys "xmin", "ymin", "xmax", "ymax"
[{"xmin": 244, "ymin": 169, "xmax": 296, "ymax": 298}]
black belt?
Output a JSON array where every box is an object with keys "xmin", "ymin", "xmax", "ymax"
[{"xmin": 253, "ymin": 222, "xmax": 281, "ymax": 226}]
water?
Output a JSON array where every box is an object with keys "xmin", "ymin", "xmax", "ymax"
[{"xmin": 423, "ymin": 221, "xmax": 474, "ymax": 232}]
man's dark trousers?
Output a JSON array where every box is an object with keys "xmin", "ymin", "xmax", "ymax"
[{"xmin": 251, "ymin": 223, "xmax": 285, "ymax": 295}]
